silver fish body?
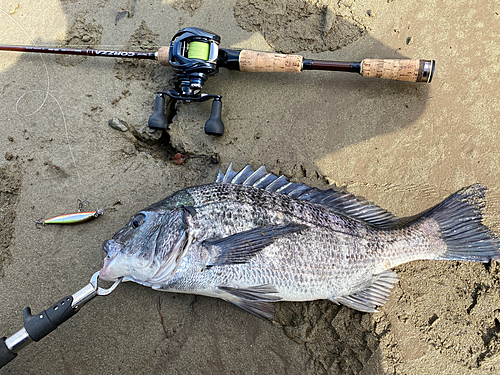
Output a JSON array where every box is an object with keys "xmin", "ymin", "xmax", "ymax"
[{"xmin": 100, "ymin": 164, "xmax": 500, "ymax": 319}]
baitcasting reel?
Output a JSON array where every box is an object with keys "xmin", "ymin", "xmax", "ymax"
[{"xmin": 148, "ymin": 27, "xmax": 225, "ymax": 136}]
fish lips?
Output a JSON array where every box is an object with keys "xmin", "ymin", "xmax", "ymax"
[
  {"xmin": 100, "ymin": 239, "xmax": 125, "ymax": 281},
  {"xmin": 103, "ymin": 239, "xmax": 123, "ymax": 258}
]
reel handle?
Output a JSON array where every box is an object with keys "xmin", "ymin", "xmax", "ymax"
[
  {"xmin": 148, "ymin": 94, "xmax": 169, "ymax": 130},
  {"xmin": 204, "ymin": 98, "xmax": 224, "ymax": 136}
]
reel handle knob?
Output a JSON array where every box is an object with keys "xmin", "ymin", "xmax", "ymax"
[
  {"xmin": 204, "ymin": 98, "xmax": 224, "ymax": 136},
  {"xmin": 148, "ymin": 94, "xmax": 169, "ymax": 130}
]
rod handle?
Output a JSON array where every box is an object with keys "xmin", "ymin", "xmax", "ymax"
[
  {"xmin": 361, "ymin": 59, "xmax": 435, "ymax": 83},
  {"xmin": 238, "ymin": 50, "xmax": 303, "ymax": 73},
  {"xmin": 157, "ymin": 46, "xmax": 170, "ymax": 66}
]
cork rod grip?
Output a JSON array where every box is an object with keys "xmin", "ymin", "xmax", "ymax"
[
  {"xmin": 361, "ymin": 59, "xmax": 434, "ymax": 83},
  {"xmin": 239, "ymin": 50, "xmax": 303, "ymax": 73}
]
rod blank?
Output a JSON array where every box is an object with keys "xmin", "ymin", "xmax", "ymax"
[{"xmin": 0, "ymin": 45, "xmax": 156, "ymax": 60}]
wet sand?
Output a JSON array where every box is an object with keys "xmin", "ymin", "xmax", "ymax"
[{"xmin": 1, "ymin": 0, "xmax": 500, "ymax": 374}]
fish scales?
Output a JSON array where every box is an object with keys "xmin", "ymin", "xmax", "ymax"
[
  {"xmin": 100, "ymin": 164, "xmax": 500, "ymax": 319},
  {"xmin": 160, "ymin": 185, "xmax": 437, "ymax": 297}
]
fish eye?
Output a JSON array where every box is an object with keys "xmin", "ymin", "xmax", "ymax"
[{"xmin": 131, "ymin": 213, "xmax": 147, "ymax": 228}]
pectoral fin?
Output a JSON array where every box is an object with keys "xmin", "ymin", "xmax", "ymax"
[
  {"xmin": 333, "ymin": 270, "xmax": 398, "ymax": 313},
  {"xmin": 203, "ymin": 223, "xmax": 308, "ymax": 267},
  {"xmin": 218, "ymin": 285, "xmax": 282, "ymax": 321}
]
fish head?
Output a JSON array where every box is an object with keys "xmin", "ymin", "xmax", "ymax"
[{"xmin": 99, "ymin": 201, "xmax": 193, "ymax": 283}]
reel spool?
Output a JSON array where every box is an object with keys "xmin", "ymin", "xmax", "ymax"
[
  {"xmin": 187, "ymin": 41, "xmax": 210, "ymax": 60},
  {"xmin": 148, "ymin": 27, "xmax": 225, "ymax": 136}
]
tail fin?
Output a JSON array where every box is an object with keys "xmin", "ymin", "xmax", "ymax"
[{"xmin": 422, "ymin": 184, "xmax": 500, "ymax": 262}]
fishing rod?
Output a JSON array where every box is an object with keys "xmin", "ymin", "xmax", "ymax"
[
  {"xmin": 0, "ymin": 27, "xmax": 435, "ymax": 136},
  {"xmin": 0, "ymin": 271, "xmax": 122, "ymax": 369}
]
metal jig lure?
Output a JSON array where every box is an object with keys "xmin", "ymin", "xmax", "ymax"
[
  {"xmin": 36, "ymin": 200, "xmax": 103, "ymax": 226},
  {"xmin": 37, "ymin": 208, "xmax": 103, "ymax": 225}
]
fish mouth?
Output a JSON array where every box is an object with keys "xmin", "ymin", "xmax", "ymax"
[
  {"xmin": 99, "ymin": 262, "xmax": 115, "ymax": 281},
  {"xmin": 99, "ymin": 239, "xmax": 124, "ymax": 281},
  {"xmin": 103, "ymin": 239, "xmax": 122, "ymax": 257}
]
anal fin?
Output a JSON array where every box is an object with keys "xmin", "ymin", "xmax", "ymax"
[
  {"xmin": 333, "ymin": 270, "xmax": 398, "ymax": 313},
  {"xmin": 218, "ymin": 285, "xmax": 282, "ymax": 321}
]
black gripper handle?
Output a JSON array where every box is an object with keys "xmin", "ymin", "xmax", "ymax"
[
  {"xmin": 0, "ymin": 337, "xmax": 17, "ymax": 368},
  {"xmin": 204, "ymin": 98, "xmax": 224, "ymax": 136},
  {"xmin": 148, "ymin": 94, "xmax": 169, "ymax": 130},
  {"xmin": 23, "ymin": 296, "xmax": 76, "ymax": 342}
]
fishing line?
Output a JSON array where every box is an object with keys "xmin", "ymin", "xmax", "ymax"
[
  {"xmin": 0, "ymin": 8, "xmax": 83, "ymax": 188},
  {"xmin": 0, "ymin": 8, "xmax": 49, "ymax": 115},
  {"xmin": 17, "ymin": 89, "xmax": 83, "ymax": 187}
]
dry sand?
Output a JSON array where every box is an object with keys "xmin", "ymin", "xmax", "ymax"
[{"xmin": 1, "ymin": 0, "xmax": 500, "ymax": 374}]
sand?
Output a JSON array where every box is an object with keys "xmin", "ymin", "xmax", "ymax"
[{"xmin": 1, "ymin": 0, "xmax": 500, "ymax": 374}]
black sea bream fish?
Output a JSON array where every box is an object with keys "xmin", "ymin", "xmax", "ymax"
[{"xmin": 99, "ymin": 164, "xmax": 500, "ymax": 320}]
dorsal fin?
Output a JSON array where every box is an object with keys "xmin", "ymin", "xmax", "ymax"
[{"xmin": 215, "ymin": 164, "xmax": 399, "ymax": 229}]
